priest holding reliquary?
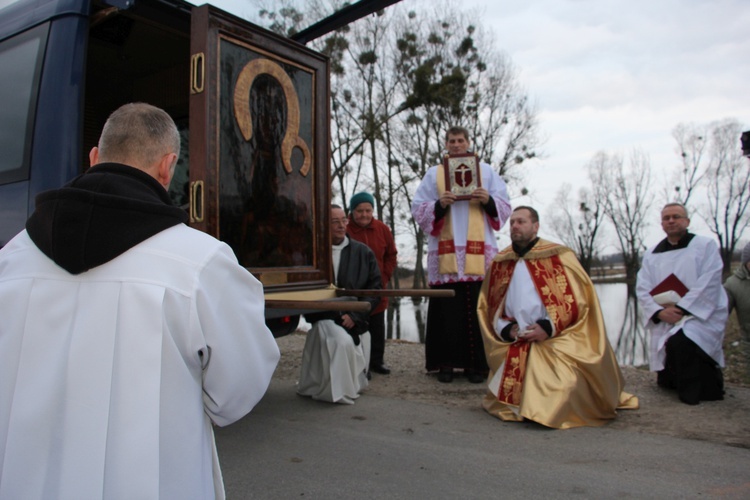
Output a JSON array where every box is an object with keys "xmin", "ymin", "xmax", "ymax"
[
  {"xmin": 636, "ymin": 202, "xmax": 728, "ymax": 405},
  {"xmin": 411, "ymin": 126, "xmax": 511, "ymax": 384}
]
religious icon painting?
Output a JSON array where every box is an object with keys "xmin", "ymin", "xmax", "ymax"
[
  {"xmin": 190, "ymin": 6, "xmax": 331, "ymax": 291},
  {"xmin": 443, "ymin": 153, "xmax": 482, "ymax": 200}
]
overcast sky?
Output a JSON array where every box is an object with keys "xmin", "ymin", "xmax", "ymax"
[
  {"xmin": 459, "ymin": 0, "xmax": 750, "ymax": 248},
  {"xmin": 203, "ymin": 0, "xmax": 749, "ymax": 251}
]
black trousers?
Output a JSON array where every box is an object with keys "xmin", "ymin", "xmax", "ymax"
[
  {"xmin": 425, "ymin": 281, "xmax": 488, "ymax": 374},
  {"xmin": 369, "ymin": 311, "xmax": 386, "ymax": 368},
  {"xmin": 657, "ymin": 330, "xmax": 724, "ymax": 405}
]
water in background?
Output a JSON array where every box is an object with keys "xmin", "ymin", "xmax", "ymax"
[{"xmin": 387, "ymin": 282, "xmax": 648, "ymax": 367}]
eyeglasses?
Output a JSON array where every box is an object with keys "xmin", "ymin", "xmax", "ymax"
[
  {"xmin": 331, "ymin": 218, "xmax": 348, "ymax": 226},
  {"xmin": 662, "ymin": 215, "xmax": 686, "ymax": 222}
]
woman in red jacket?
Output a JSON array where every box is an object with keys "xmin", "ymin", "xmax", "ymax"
[{"xmin": 348, "ymin": 192, "xmax": 398, "ymax": 375}]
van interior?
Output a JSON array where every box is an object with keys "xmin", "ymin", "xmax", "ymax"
[{"xmin": 85, "ymin": 0, "xmax": 191, "ymax": 206}]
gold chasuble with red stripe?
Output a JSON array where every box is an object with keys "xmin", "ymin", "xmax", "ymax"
[{"xmin": 477, "ymin": 239, "xmax": 638, "ymax": 429}]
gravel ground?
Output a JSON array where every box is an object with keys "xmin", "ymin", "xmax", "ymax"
[{"xmin": 274, "ymin": 327, "xmax": 750, "ymax": 449}]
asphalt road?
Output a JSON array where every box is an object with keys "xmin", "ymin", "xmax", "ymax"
[{"xmin": 215, "ymin": 379, "xmax": 750, "ymax": 499}]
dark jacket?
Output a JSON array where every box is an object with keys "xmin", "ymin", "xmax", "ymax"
[{"xmin": 306, "ymin": 238, "xmax": 381, "ymax": 342}]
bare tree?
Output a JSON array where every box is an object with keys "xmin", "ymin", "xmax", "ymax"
[
  {"xmin": 333, "ymin": 7, "xmax": 406, "ymax": 215},
  {"xmin": 702, "ymin": 119, "xmax": 750, "ymax": 276},
  {"xmin": 589, "ymin": 149, "xmax": 653, "ymax": 286},
  {"xmin": 252, "ymin": 0, "xmax": 540, "ymax": 288},
  {"xmin": 253, "ymin": 0, "xmax": 312, "ymax": 37},
  {"xmin": 252, "ymin": 1, "xmax": 402, "ymax": 207},
  {"xmin": 466, "ymin": 51, "xmax": 541, "ymax": 186},
  {"xmin": 667, "ymin": 122, "xmax": 709, "ymax": 205},
  {"xmin": 389, "ymin": 2, "xmax": 539, "ymax": 286},
  {"xmin": 547, "ymin": 183, "xmax": 606, "ymax": 275}
]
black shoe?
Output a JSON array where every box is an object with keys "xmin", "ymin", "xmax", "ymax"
[
  {"xmin": 466, "ymin": 371, "xmax": 486, "ymax": 384},
  {"xmin": 370, "ymin": 364, "xmax": 391, "ymax": 375},
  {"xmin": 437, "ymin": 368, "xmax": 454, "ymax": 383}
]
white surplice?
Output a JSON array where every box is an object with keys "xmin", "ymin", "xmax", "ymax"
[
  {"xmin": 487, "ymin": 261, "xmax": 552, "ymax": 407},
  {"xmin": 297, "ymin": 237, "xmax": 373, "ymax": 404},
  {"xmin": 297, "ymin": 321, "xmax": 370, "ymax": 404},
  {"xmin": 492, "ymin": 261, "xmax": 553, "ymax": 335},
  {"xmin": 0, "ymin": 227, "xmax": 280, "ymax": 500},
  {"xmin": 636, "ymin": 234, "xmax": 727, "ymax": 371},
  {"xmin": 411, "ymin": 162, "xmax": 511, "ymax": 285}
]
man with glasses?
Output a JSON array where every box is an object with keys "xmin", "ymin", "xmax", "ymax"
[
  {"xmin": 297, "ymin": 205, "xmax": 381, "ymax": 404},
  {"xmin": 636, "ymin": 203, "xmax": 727, "ymax": 405}
]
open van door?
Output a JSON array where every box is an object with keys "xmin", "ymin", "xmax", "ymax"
[{"xmin": 188, "ymin": 5, "xmax": 332, "ymax": 295}]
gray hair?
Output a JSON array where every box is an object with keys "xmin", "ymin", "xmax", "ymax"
[
  {"xmin": 97, "ymin": 103, "xmax": 180, "ymax": 168},
  {"xmin": 662, "ymin": 202, "xmax": 689, "ymax": 218}
]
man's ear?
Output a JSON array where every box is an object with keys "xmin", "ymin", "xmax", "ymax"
[
  {"xmin": 156, "ymin": 153, "xmax": 178, "ymax": 188},
  {"xmin": 89, "ymin": 147, "xmax": 100, "ymax": 167}
]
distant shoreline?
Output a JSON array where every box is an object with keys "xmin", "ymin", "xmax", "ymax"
[{"xmin": 591, "ymin": 277, "xmax": 630, "ymax": 285}]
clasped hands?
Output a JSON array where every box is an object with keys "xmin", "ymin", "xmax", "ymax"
[
  {"xmin": 439, "ymin": 188, "xmax": 490, "ymax": 208},
  {"xmin": 657, "ymin": 305, "xmax": 684, "ymax": 324},
  {"xmin": 339, "ymin": 313, "xmax": 355, "ymax": 329},
  {"xmin": 511, "ymin": 322, "xmax": 547, "ymax": 343}
]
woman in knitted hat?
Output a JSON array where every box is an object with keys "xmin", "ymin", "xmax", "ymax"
[{"xmin": 347, "ymin": 192, "xmax": 398, "ymax": 375}]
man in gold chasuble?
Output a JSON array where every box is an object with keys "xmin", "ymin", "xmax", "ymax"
[{"xmin": 477, "ymin": 207, "xmax": 638, "ymax": 428}]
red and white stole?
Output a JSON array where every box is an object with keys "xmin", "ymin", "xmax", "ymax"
[
  {"xmin": 436, "ymin": 164, "xmax": 485, "ymax": 276},
  {"xmin": 487, "ymin": 251, "xmax": 579, "ymax": 407}
]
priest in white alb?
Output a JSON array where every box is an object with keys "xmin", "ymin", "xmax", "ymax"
[
  {"xmin": 297, "ymin": 205, "xmax": 381, "ymax": 404},
  {"xmin": 636, "ymin": 202, "xmax": 727, "ymax": 405}
]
